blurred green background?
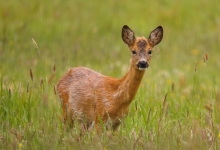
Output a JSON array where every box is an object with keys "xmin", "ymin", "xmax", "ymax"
[
  {"xmin": 1, "ymin": 0, "xmax": 219, "ymax": 81},
  {"xmin": 0, "ymin": 0, "xmax": 220, "ymax": 149}
]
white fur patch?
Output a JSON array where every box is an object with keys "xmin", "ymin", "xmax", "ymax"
[
  {"xmin": 138, "ymin": 67, "xmax": 147, "ymax": 71},
  {"xmin": 113, "ymin": 90, "xmax": 123, "ymax": 98}
]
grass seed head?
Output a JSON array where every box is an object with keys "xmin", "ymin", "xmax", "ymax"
[
  {"xmin": 53, "ymin": 64, "xmax": 56, "ymax": 72},
  {"xmin": 203, "ymin": 53, "xmax": 209, "ymax": 64},
  {"xmin": 40, "ymin": 79, "xmax": 44, "ymax": 89},
  {"xmin": 205, "ymin": 53, "xmax": 208, "ymax": 61},
  {"xmin": 27, "ymin": 82, "xmax": 29, "ymax": 93},
  {"xmin": 30, "ymin": 69, "xmax": 33, "ymax": 81},
  {"xmin": 53, "ymin": 84, "xmax": 56, "ymax": 95},
  {"xmin": 194, "ymin": 61, "xmax": 197, "ymax": 72},
  {"xmin": 32, "ymin": 38, "xmax": 40, "ymax": 55}
]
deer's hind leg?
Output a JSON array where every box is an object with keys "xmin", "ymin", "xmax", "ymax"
[{"xmin": 63, "ymin": 101, "xmax": 75, "ymax": 129}]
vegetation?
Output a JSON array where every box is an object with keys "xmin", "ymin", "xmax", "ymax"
[{"xmin": 0, "ymin": 0, "xmax": 220, "ymax": 149}]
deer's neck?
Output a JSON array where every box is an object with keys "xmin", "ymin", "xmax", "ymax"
[{"xmin": 117, "ymin": 62, "xmax": 145, "ymax": 105}]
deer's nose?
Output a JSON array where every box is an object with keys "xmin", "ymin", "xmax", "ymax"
[{"xmin": 137, "ymin": 60, "xmax": 149, "ymax": 69}]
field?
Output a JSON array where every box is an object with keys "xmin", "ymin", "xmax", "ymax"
[{"xmin": 1, "ymin": 0, "xmax": 220, "ymax": 149}]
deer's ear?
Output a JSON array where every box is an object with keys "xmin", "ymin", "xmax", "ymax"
[
  {"xmin": 122, "ymin": 25, "xmax": 135, "ymax": 46},
  {"xmin": 148, "ymin": 26, "xmax": 163, "ymax": 46}
]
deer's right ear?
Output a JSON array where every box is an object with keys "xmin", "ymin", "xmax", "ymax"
[
  {"xmin": 148, "ymin": 26, "xmax": 163, "ymax": 46},
  {"xmin": 122, "ymin": 25, "xmax": 135, "ymax": 46}
]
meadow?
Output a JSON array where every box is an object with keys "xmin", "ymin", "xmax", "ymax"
[{"xmin": 0, "ymin": 0, "xmax": 220, "ymax": 149}]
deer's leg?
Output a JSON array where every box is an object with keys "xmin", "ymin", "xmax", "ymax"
[
  {"xmin": 94, "ymin": 114, "xmax": 108, "ymax": 134},
  {"xmin": 95, "ymin": 114, "xmax": 102, "ymax": 134},
  {"xmin": 62, "ymin": 101, "xmax": 67, "ymax": 123},
  {"xmin": 112, "ymin": 118, "xmax": 121, "ymax": 131},
  {"xmin": 63, "ymin": 101, "xmax": 74, "ymax": 129}
]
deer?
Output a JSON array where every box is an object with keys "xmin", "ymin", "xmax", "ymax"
[{"xmin": 57, "ymin": 25, "xmax": 163, "ymax": 132}]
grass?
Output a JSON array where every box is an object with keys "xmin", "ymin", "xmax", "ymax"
[{"xmin": 0, "ymin": 0, "xmax": 220, "ymax": 149}]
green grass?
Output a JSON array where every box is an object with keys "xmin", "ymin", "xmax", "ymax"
[{"xmin": 1, "ymin": 0, "xmax": 220, "ymax": 149}]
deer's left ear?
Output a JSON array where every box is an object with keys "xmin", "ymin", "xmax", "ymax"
[
  {"xmin": 148, "ymin": 26, "xmax": 163, "ymax": 46},
  {"xmin": 122, "ymin": 25, "xmax": 136, "ymax": 46}
]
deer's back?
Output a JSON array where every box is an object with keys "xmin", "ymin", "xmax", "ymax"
[
  {"xmin": 57, "ymin": 66, "xmax": 104, "ymax": 103},
  {"xmin": 57, "ymin": 67, "xmax": 123, "ymax": 122}
]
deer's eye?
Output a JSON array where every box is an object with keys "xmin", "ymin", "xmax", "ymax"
[
  {"xmin": 148, "ymin": 50, "xmax": 152, "ymax": 55},
  {"xmin": 132, "ymin": 50, "xmax": 137, "ymax": 55}
]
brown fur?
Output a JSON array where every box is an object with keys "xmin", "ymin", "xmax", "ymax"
[{"xmin": 57, "ymin": 25, "xmax": 163, "ymax": 132}]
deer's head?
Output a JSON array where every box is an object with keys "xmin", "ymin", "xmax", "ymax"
[{"xmin": 122, "ymin": 25, "xmax": 163, "ymax": 71}]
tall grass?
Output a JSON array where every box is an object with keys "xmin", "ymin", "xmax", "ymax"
[{"xmin": 0, "ymin": 0, "xmax": 220, "ymax": 149}]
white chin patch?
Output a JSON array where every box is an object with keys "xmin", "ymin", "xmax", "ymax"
[{"xmin": 138, "ymin": 67, "xmax": 147, "ymax": 71}]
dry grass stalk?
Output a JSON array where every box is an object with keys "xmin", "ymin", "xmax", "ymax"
[
  {"xmin": 30, "ymin": 69, "xmax": 33, "ymax": 81},
  {"xmin": 158, "ymin": 93, "xmax": 168, "ymax": 135},
  {"xmin": 32, "ymin": 38, "xmax": 40, "ymax": 55},
  {"xmin": 53, "ymin": 84, "xmax": 56, "ymax": 95},
  {"xmin": 194, "ymin": 61, "xmax": 197, "ymax": 72},
  {"xmin": 146, "ymin": 108, "xmax": 151, "ymax": 125},
  {"xmin": 40, "ymin": 79, "xmax": 44, "ymax": 89},
  {"xmin": 203, "ymin": 53, "xmax": 209, "ymax": 65},
  {"xmin": 53, "ymin": 64, "xmax": 56, "ymax": 72},
  {"xmin": 162, "ymin": 93, "xmax": 168, "ymax": 111},
  {"xmin": 133, "ymin": 128, "xmax": 143, "ymax": 149},
  {"xmin": 203, "ymin": 53, "xmax": 209, "ymax": 64},
  {"xmin": 204, "ymin": 105, "xmax": 213, "ymax": 114},
  {"xmin": 11, "ymin": 129, "xmax": 23, "ymax": 142},
  {"xmin": 205, "ymin": 53, "xmax": 208, "ymax": 61},
  {"xmin": 8, "ymin": 88, "xmax": 11, "ymax": 99},
  {"xmin": 27, "ymin": 81, "xmax": 29, "ymax": 93}
]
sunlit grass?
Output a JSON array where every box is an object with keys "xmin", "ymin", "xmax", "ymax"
[{"xmin": 1, "ymin": 0, "xmax": 220, "ymax": 149}]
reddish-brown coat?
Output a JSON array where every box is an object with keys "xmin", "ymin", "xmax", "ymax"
[{"xmin": 57, "ymin": 25, "xmax": 163, "ymax": 131}]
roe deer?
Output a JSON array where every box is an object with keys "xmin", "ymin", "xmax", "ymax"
[{"xmin": 57, "ymin": 25, "xmax": 163, "ymax": 131}]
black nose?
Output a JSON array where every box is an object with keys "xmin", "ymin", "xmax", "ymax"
[{"xmin": 137, "ymin": 60, "xmax": 148, "ymax": 68}]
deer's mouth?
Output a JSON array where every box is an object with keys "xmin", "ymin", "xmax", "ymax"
[{"xmin": 138, "ymin": 67, "xmax": 147, "ymax": 71}]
